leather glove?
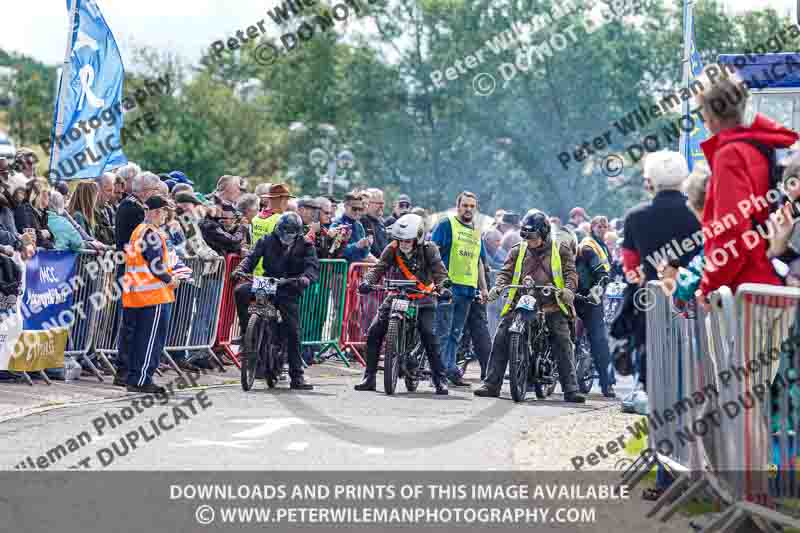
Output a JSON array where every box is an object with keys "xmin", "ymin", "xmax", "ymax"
[
  {"xmin": 487, "ymin": 286, "xmax": 503, "ymax": 302},
  {"xmin": 560, "ymin": 287, "xmax": 575, "ymax": 306},
  {"xmin": 296, "ymin": 276, "xmax": 311, "ymax": 289},
  {"xmin": 438, "ymin": 287, "xmax": 453, "ymax": 301},
  {"xmin": 358, "ymin": 281, "xmax": 372, "ymax": 294}
]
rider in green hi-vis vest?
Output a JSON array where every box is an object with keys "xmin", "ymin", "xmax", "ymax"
[
  {"xmin": 476, "ymin": 210, "xmax": 586, "ymax": 403},
  {"xmin": 250, "ymin": 183, "xmax": 294, "ymax": 275}
]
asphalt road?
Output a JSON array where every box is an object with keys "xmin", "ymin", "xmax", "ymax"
[{"xmin": 0, "ymin": 364, "xmax": 631, "ymax": 471}]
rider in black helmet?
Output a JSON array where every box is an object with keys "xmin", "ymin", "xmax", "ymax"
[
  {"xmin": 232, "ymin": 212, "xmax": 319, "ymax": 390},
  {"xmin": 475, "ymin": 210, "xmax": 585, "ymax": 403}
]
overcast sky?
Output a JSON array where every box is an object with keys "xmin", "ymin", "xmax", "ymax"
[{"xmin": 2, "ymin": 0, "xmax": 795, "ymax": 68}]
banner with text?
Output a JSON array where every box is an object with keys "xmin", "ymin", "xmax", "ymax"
[{"xmin": 0, "ymin": 250, "xmax": 77, "ymax": 371}]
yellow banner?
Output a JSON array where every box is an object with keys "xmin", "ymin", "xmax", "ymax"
[{"xmin": 7, "ymin": 329, "xmax": 68, "ymax": 372}]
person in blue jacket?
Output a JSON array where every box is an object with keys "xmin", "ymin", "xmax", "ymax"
[{"xmin": 331, "ymin": 191, "xmax": 372, "ymax": 263}]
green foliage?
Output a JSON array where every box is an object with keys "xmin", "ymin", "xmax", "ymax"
[{"xmin": 0, "ymin": 0, "xmax": 792, "ymax": 219}]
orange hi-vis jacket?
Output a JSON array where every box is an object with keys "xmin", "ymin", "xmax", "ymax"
[{"xmin": 122, "ymin": 223, "xmax": 175, "ymax": 308}]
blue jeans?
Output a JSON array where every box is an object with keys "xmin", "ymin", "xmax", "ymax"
[
  {"xmin": 436, "ymin": 292, "xmax": 473, "ymax": 378},
  {"xmin": 576, "ymin": 300, "xmax": 613, "ymax": 392}
]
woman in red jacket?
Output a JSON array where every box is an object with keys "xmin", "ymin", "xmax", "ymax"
[{"xmin": 695, "ymin": 67, "xmax": 799, "ymax": 301}]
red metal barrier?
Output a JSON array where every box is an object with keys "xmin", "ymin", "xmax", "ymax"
[
  {"xmin": 214, "ymin": 253, "xmax": 242, "ymax": 367},
  {"xmin": 340, "ymin": 262, "xmax": 387, "ymax": 367}
]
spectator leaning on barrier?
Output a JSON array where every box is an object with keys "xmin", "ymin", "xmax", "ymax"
[
  {"xmin": 120, "ymin": 195, "xmax": 177, "ymax": 394},
  {"xmin": 199, "ymin": 202, "xmax": 244, "ymax": 257},
  {"xmin": 431, "ymin": 190, "xmax": 490, "ymax": 386},
  {"xmin": 362, "ymin": 188, "xmax": 388, "ymax": 257},
  {"xmin": 0, "ymin": 158, "xmax": 35, "ymax": 259},
  {"xmin": 659, "ymin": 169, "xmax": 710, "ymax": 302},
  {"xmin": 384, "ymin": 193, "xmax": 411, "ymax": 228},
  {"xmin": 173, "ymin": 193, "xmax": 218, "ymax": 261},
  {"xmin": 693, "ymin": 66, "xmax": 799, "ymax": 305},
  {"xmin": 47, "ymin": 191, "xmax": 83, "ymax": 252},
  {"xmin": 333, "ymin": 191, "xmax": 371, "ymax": 263},
  {"xmin": 15, "ymin": 178, "xmax": 53, "ymax": 250},
  {"xmin": 68, "ymin": 181, "xmax": 99, "ymax": 237},
  {"xmin": 308, "ymin": 196, "xmax": 348, "ymax": 259},
  {"xmin": 621, "ymin": 151, "xmax": 701, "ymax": 283}
]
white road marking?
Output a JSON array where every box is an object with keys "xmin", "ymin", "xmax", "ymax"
[
  {"xmin": 365, "ymin": 447, "xmax": 384, "ymax": 455},
  {"xmin": 169, "ymin": 438, "xmax": 259, "ymax": 449},
  {"xmin": 285, "ymin": 441, "xmax": 309, "ymax": 452},
  {"xmin": 230, "ymin": 417, "xmax": 308, "ymax": 438}
]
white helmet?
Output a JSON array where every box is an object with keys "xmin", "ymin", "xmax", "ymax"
[{"xmin": 391, "ymin": 213, "xmax": 424, "ymax": 243}]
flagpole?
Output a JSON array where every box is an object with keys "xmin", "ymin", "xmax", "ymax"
[
  {"xmin": 679, "ymin": 0, "xmax": 692, "ymax": 165},
  {"xmin": 49, "ymin": 0, "xmax": 80, "ymax": 181}
]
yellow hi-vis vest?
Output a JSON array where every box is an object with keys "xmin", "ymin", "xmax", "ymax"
[
  {"xmin": 500, "ymin": 240, "xmax": 569, "ymax": 317},
  {"xmin": 580, "ymin": 236, "xmax": 610, "ymax": 273},
  {"xmin": 447, "ymin": 215, "xmax": 481, "ymax": 288},
  {"xmin": 250, "ymin": 213, "xmax": 281, "ymax": 276},
  {"xmin": 122, "ymin": 224, "xmax": 175, "ymax": 308}
]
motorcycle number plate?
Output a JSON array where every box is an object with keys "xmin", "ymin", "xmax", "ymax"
[
  {"xmin": 516, "ymin": 294, "xmax": 536, "ymax": 311},
  {"xmin": 252, "ymin": 277, "xmax": 278, "ymax": 295},
  {"xmin": 392, "ymin": 299, "xmax": 409, "ymax": 312}
]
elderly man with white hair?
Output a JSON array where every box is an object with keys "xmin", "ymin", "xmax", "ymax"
[{"xmin": 620, "ymin": 151, "xmax": 701, "ymax": 284}]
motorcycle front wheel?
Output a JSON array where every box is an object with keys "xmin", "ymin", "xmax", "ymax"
[
  {"xmin": 383, "ymin": 318, "xmax": 402, "ymax": 395},
  {"xmin": 241, "ymin": 314, "xmax": 265, "ymax": 391},
  {"xmin": 508, "ymin": 331, "xmax": 530, "ymax": 403}
]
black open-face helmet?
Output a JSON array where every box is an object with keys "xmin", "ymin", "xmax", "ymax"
[
  {"xmin": 520, "ymin": 210, "xmax": 550, "ymax": 241},
  {"xmin": 274, "ymin": 212, "xmax": 303, "ymax": 247}
]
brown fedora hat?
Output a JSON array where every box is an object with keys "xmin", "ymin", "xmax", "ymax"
[{"xmin": 264, "ymin": 183, "xmax": 295, "ymax": 198}]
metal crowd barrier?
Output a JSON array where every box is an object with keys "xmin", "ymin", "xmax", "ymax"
[
  {"xmin": 64, "ymin": 250, "xmax": 118, "ymax": 382},
  {"xmin": 725, "ymin": 284, "xmax": 798, "ymax": 506},
  {"xmin": 622, "ymin": 281, "xmax": 800, "ymax": 532},
  {"xmin": 298, "ymin": 259, "xmax": 348, "ymax": 365},
  {"xmin": 340, "ymin": 262, "xmax": 385, "ymax": 367},
  {"xmin": 163, "ymin": 255, "xmax": 227, "ymax": 373},
  {"xmin": 213, "ymin": 253, "xmax": 243, "ymax": 367}
]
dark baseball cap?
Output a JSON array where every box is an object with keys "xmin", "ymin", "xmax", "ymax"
[
  {"xmin": 174, "ymin": 192, "xmax": 202, "ymax": 205},
  {"xmin": 397, "ymin": 194, "xmax": 411, "ymax": 204},
  {"xmin": 146, "ymin": 196, "xmax": 169, "ymax": 210}
]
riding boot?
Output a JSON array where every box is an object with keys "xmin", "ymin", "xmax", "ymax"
[
  {"xmin": 354, "ymin": 371, "xmax": 377, "ymax": 391},
  {"xmin": 433, "ymin": 375, "xmax": 449, "ymax": 396}
]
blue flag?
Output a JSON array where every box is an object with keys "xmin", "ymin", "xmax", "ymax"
[
  {"xmin": 684, "ymin": 2, "xmax": 709, "ymax": 171},
  {"xmin": 48, "ymin": 0, "xmax": 126, "ymax": 181}
]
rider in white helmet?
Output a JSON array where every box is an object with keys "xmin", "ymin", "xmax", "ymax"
[{"xmin": 356, "ymin": 213, "xmax": 452, "ymax": 395}]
